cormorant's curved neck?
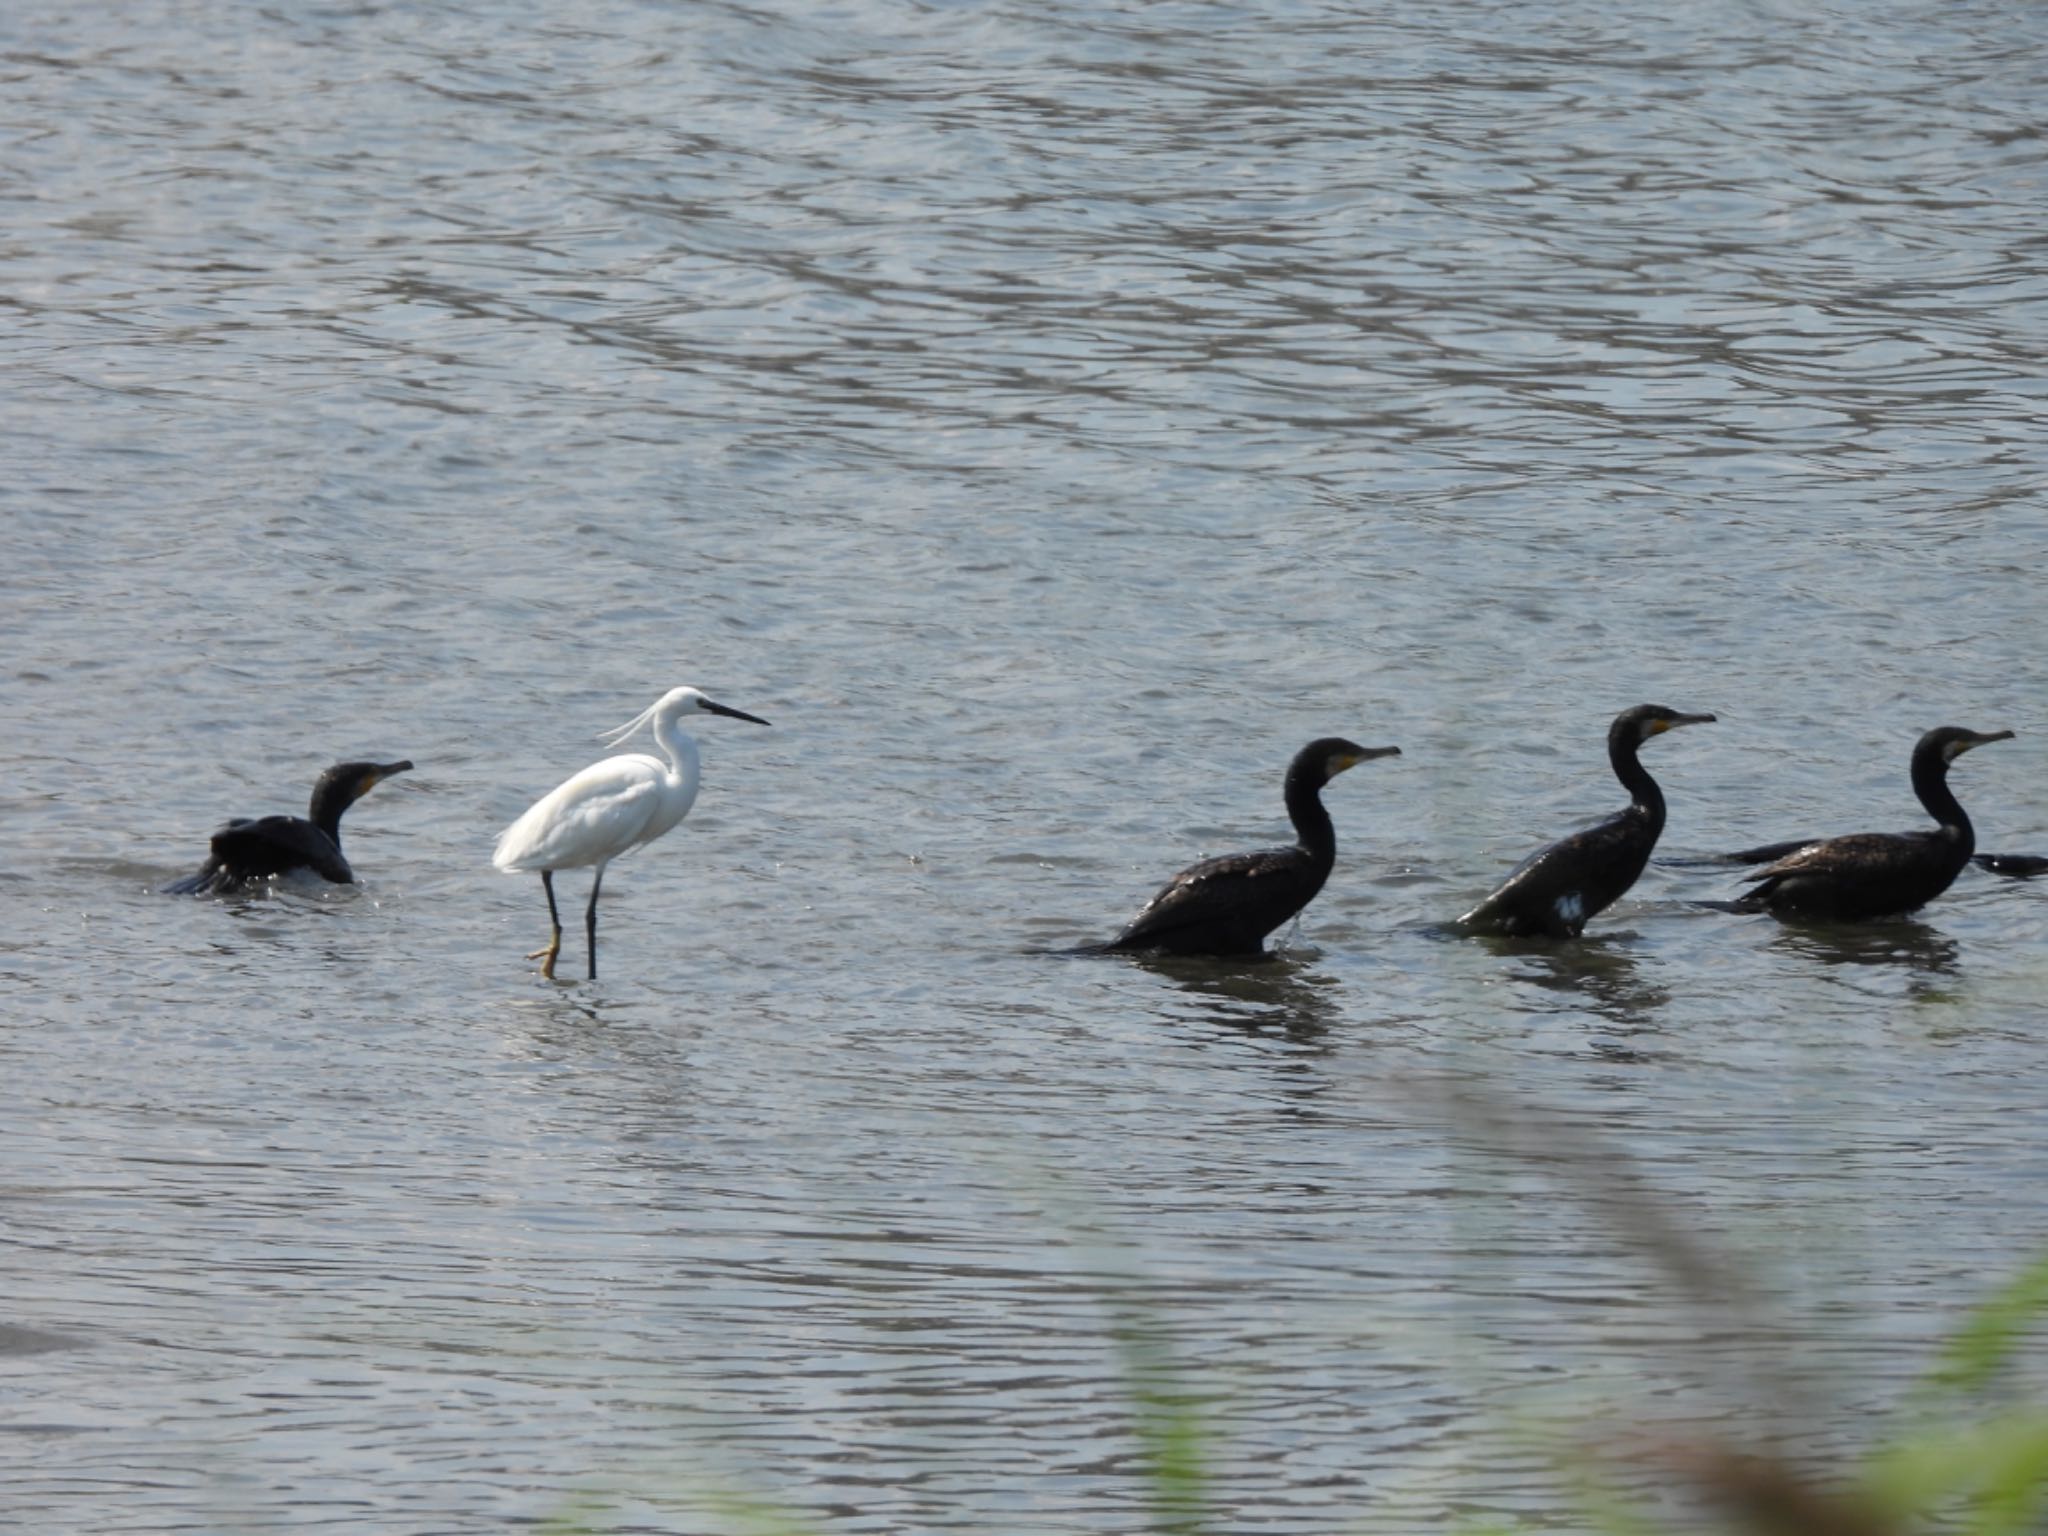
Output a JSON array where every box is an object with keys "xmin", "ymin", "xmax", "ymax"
[
  {"xmin": 1912, "ymin": 749, "xmax": 1971, "ymax": 844},
  {"xmin": 308, "ymin": 782, "xmax": 353, "ymax": 846},
  {"xmin": 1608, "ymin": 731, "xmax": 1666, "ymax": 831},
  {"xmin": 1284, "ymin": 766, "xmax": 1337, "ymax": 869}
]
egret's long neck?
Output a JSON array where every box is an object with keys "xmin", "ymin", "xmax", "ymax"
[
  {"xmin": 1283, "ymin": 766, "xmax": 1337, "ymax": 870},
  {"xmin": 1609, "ymin": 731, "xmax": 1666, "ymax": 831},
  {"xmin": 651, "ymin": 712, "xmax": 704, "ymax": 804},
  {"xmin": 1912, "ymin": 750, "xmax": 1970, "ymax": 843}
]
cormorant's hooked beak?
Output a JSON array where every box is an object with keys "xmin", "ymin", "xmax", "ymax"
[
  {"xmin": 1949, "ymin": 728, "xmax": 2014, "ymax": 760},
  {"xmin": 701, "ymin": 700, "xmax": 771, "ymax": 727},
  {"xmin": 1651, "ymin": 712, "xmax": 1717, "ymax": 734},
  {"xmin": 1335, "ymin": 745, "xmax": 1402, "ymax": 772},
  {"xmin": 360, "ymin": 760, "xmax": 414, "ymax": 794}
]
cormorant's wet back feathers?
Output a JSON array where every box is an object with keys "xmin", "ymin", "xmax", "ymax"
[
  {"xmin": 1456, "ymin": 704, "xmax": 1715, "ymax": 939},
  {"xmin": 1712, "ymin": 836, "xmax": 2039, "ymax": 883},
  {"xmin": 1733, "ymin": 726, "xmax": 2011, "ymax": 921},
  {"xmin": 1100, "ymin": 736, "xmax": 1399, "ymax": 958},
  {"xmin": 165, "ymin": 760, "xmax": 412, "ymax": 895},
  {"xmin": 1718, "ymin": 838, "xmax": 1826, "ymax": 867}
]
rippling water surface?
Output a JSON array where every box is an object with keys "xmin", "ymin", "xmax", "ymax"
[{"xmin": 6, "ymin": 1, "xmax": 2048, "ymax": 1530}]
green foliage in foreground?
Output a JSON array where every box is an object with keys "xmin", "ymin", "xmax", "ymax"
[
  {"xmin": 1515, "ymin": 1249, "xmax": 2048, "ymax": 1536},
  {"xmin": 1103, "ymin": 1293, "xmax": 1210, "ymax": 1536},
  {"xmin": 1857, "ymin": 1254, "xmax": 2048, "ymax": 1536},
  {"xmin": 542, "ymin": 1249, "xmax": 2048, "ymax": 1536}
]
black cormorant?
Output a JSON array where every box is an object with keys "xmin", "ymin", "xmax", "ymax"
[
  {"xmin": 1975, "ymin": 852, "xmax": 2048, "ymax": 878},
  {"xmin": 1732, "ymin": 725, "xmax": 2012, "ymax": 920},
  {"xmin": 165, "ymin": 760, "xmax": 413, "ymax": 895},
  {"xmin": 1097, "ymin": 736, "xmax": 1400, "ymax": 957},
  {"xmin": 1456, "ymin": 704, "xmax": 1715, "ymax": 939}
]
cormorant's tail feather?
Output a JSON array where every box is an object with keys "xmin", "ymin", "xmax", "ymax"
[
  {"xmin": 162, "ymin": 862, "xmax": 234, "ymax": 896},
  {"xmin": 1976, "ymin": 853, "xmax": 2048, "ymax": 879}
]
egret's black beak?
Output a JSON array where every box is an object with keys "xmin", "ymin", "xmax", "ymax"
[{"xmin": 702, "ymin": 700, "xmax": 771, "ymax": 726}]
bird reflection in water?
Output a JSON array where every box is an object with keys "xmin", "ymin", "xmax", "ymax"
[
  {"xmin": 1766, "ymin": 917, "xmax": 1961, "ymax": 984},
  {"xmin": 514, "ymin": 991, "xmax": 613, "ymax": 1034},
  {"xmin": 1479, "ymin": 931, "xmax": 1674, "ymax": 1035},
  {"xmin": 494, "ymin": 990, "xmax": 715, "ymax": 1134},
  {"xmin": 1125, "ymin": 948, "xmax": 1344, "ymax": 1047}
]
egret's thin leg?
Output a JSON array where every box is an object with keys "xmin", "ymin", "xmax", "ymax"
[
  {"xmin": 585, "ymin": 864, "xmax": 606, "ymax": 980},
  {"xmin": 528, "ymin": 869, "xmax": 564, "ymax": 979}
]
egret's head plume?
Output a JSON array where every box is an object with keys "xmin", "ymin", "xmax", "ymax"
[
  {"xmin": 602, "ymin": 696, "xmax": 663, "ymax": 747},
  {"xmin": 600, "ymin": 687, "xmax": 763, "ymax": 746}
]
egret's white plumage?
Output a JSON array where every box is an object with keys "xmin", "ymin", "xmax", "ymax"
[{"xmin": 494, "ymin": 686, "xmax": 769, "ymax": 980}]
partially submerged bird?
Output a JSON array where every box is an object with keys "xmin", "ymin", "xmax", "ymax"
[
  {"xmin": 1732, "ymin": 725, "xmax": 2013, "ymax": 921},
  {"xmin": 493, "ymin": 686, "xmax": 769, "ymax": 981},
  {"xmin": 1096, "ymin": 736, "xmax": 1400, "ymax": 958},
  {"xmin": 1457, "ymin": 704, "xmax": 1715, "ymax": 939},
  {"xmin": 164, "ymin": 760, "xmax": 414, "ymax": 896}
]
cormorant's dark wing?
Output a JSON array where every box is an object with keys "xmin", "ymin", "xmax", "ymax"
[
  {"xmin": 1724, "ymin": 837, "xmax": 1823, "ymax": 866},
  {"xmin": 1458, "ymin": 809, "xmax": 1655, "ymax": 938},
  {"xmin": 1660, "ymin": 836, "xmax": 1821, "ymax": 870},
  {"xmin": 1109, "ymin": 845, "xmax": 1317, "ymax": 955},
  {"xmin": 1742, "ymin": 832, "xmax": 1923, "ymax": 889},
  {"xmin": 208, "ymin": 816, "xmax": 354, "ymax": 884},
  {"xmin": 1736, "ymin": 829, "xmax": 1964, "ymax": 917}
]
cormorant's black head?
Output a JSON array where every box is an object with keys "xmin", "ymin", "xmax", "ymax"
[
  {"xmin": 1293, "ymin": 736, "xmax": 1402, "ymax": 787},
  {"xmin": 309, "ymin": 760, "xmax": 413, "ymax": 823},
  {"xmin": 1613, "ymin": 704, "xmax": 1716, "ymax": 747},
  {"xmin": 1918, "ymin": 725, "xmax": 2013, "ymax": 768}
]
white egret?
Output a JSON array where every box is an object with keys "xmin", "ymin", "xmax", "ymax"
[{"xmin": 493, "ymin": 687, "xmax": 769, "ymax": 980}]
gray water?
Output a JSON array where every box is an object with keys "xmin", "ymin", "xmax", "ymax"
[{"xmin": 6, "ymin": 1, "xmax": 2048, "ymax": 1530}]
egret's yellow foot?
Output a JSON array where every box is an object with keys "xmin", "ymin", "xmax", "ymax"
[{"xmin": 528, "ymin": 930, "xmax": 562, "ymax": 979}]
